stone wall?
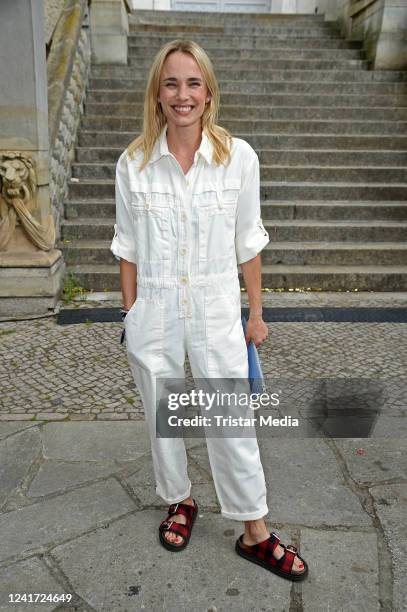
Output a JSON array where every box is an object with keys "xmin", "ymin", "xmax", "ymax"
[
  {"xmin": 47, "ymin": 0, "xmax": 91, "ymax": 240},
  {"xmin": 45, "ymin": 0, "xmax": 66, "ymax": 45},
  {"xmin": 334, "ymin": 0, "xmax": 407, "ymax": 69}
]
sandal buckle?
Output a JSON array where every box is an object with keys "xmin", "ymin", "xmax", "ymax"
[
  {"xmin": 162, "ymin": 520, "xmax": 173, "ymax": 530},
  {"xmin": 169, "ymin": 503, "xmax": 179, "ymax": 515},
  {"xmin": 286, "ymin": 544, "xmax": 298, "ymax": 553}
]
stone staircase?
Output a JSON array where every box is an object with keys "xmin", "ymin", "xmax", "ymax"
[{"xmin": 60, "ymin": 9, "xmax": 407, "ymax": 291}]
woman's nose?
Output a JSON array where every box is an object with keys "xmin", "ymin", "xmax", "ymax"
[{"xmin": 177, "ymin": 84, "xmax": 190, "ymax": 99}]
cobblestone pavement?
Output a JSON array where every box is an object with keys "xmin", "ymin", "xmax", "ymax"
[
  {"xmin": 1, "ymin": 292, "xmax": 407, "ymax": 421},
  {"xmin": 0, "ymin": 293, "xmax": 406, "ymax": 611}
]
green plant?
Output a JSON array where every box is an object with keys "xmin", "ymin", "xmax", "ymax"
[{"xmin": 62, "ymin": 272, "xmax": 87, "ymax": 303}]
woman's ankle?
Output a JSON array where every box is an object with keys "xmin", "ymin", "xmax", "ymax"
[{"xmin": 244, "ymin": 518, "xmax": 268, "ymax": 535}]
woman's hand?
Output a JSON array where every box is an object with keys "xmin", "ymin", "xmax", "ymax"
[{"xmin": 245, "ymin": 315, "xmax": 268, "ymax": 348}]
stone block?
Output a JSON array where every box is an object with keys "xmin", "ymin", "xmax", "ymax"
[
  {"xmin": 0, "ymin": 479, "xmax": 137, "ymax": 563},
  {"xmin": 51, "ymin": 511, "xmax": 292, "ymax": 610},
  {"xmin": 42, "ymin": 421, "xmax": 151, "ymax": 461}
]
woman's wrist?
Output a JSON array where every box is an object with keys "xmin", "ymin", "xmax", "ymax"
[
  {"xmin": 122, "ymin": 297, "xmax": 136, "ymax": 311},
  {"xmin": 249, "ymin": 308, "xmax": 263, "ymax": 318}
]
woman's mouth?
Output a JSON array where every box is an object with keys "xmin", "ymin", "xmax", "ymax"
[{"xmin": 172, "ymin": 105, "xmax": 194, "ymax": 115}]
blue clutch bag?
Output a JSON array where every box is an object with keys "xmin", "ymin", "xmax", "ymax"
[{"xmin": 241, "ymin": 315, "xmax": 266, "ymax": 394}]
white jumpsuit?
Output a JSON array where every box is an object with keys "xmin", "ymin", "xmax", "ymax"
[{"xmin": 111, "ymin": 124, "xmax": 271, "ymax": 521}]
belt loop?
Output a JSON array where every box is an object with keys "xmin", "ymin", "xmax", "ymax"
[
  {"xmin": 216, "ymin": 186, "xmax": 223, "ymax": 209},
  {"xmin": 145, "ymin": 192, "xmax": 151, "ymax": 210}
]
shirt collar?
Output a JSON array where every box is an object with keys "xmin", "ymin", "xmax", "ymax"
[{"xmin": 148, "ymin": 124, "xmax": 214, "ymax": 166}]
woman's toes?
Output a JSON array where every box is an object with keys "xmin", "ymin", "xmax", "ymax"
[
  {"xmin": 293, "ymin": 556, "xmax": 305, "ymax": 573},
  {"xmin": 165, "ymin": 532, "xmax": 183, "ymax": 544},
  {"xmin": 163, "ymin": 514, "xmax": 185, "ymax": 545}
]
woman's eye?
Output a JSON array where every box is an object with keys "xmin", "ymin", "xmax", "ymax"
[{"xmin": 165, "ymin": 83, "xmax": 201, "ymax": 87}]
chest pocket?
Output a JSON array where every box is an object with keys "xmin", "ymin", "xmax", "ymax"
[
  {"xmin": 193, "ymin": 179, "xmax": 241, "ymax": 261},
  {"xmin": 129, "ymin": 181, "xmax": 175, "ymax": 262}
]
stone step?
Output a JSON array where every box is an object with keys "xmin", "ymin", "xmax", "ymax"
[
  {"xmin": 129, "ymin": 22, "xmax": 341, "ymax": 35},
  {"xmin": 74, "ymin": 147, "xmax": 407, "ymax": 167},
  {"xmin": 71, "ymin": 160, "xmax": 407, "ymax": 183},
  {"xmin": 81, "ymin": 115, "xmax": 407, "ymax": 136},
  {"xmin": 267, "ymin": 220, "xmax": 407, "ymax": 241},
  {"xmin": 129, "ymin": 47, "xmax": 366, "ymax": 61},
  {"xmin": 128, "ymin": 28, "xmax": 343, "ymax": 40},
  {"xmin": 59, "ymin": 239, "xmax": 407, "ymax": 266},
  {"xmin": 63, "ymin": 262, "xmax": 407, "ymax": 291},
  {"xmin": 64, "ymin": 199, "xmax": 407, "ymax": 222},
  {"xmin": 78, "ymin": 130, "xmax": 407, "ymax": 150},
  {"xmin": 264, "ymin": 242, "xmax": 407, "ymax": 265},
  {"xmin": 72, "ymin": 149, "xmax": 407, "ymax": 180},
  {"xmin": 61, "ymin": 218, "xmax": 407, "ymax": 241},
  {"xmin": 263, "ymin": 201, "xmax": 407, "ymax": 220},
  {"xmin": 127, "ymin": 35, "xmax": 363, "ymax": 49},
  {"xmin": 90, "ymin": 64, "xmax": 407, "ymax": 83},
  {"xmin": 130, "ymin": 20, "xmax": 337, "ymax": 29},
  {"xmin": 128, "ymin": 9, "xmax": 327, "ymax": 24},
  {"xmin": 66, "ymin": 179, "xmax": 407, "ymax": 201},
  {"xmin": 93, "ymin": 59, "xmax": 372, "ymax": 75},
  {"xmin": 85, "ymin": 89, "xmax": 406, "ymax": 107},
  {"xmin": 82, "ymin": 102, "xmax": 407, "ymax": 122},
  {"xmin": 89, "ymin": 77, "xmax": 406, "ymax": 96}
]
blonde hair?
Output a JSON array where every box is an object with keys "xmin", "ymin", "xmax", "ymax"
[{"xmin": 126, "ymin": 39, "xmax": 233, "ymax": 171}]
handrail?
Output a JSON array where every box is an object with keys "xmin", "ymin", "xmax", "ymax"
[{"xmin": 47, "ymin": 0, "xmax": 89, "ymax": 153}]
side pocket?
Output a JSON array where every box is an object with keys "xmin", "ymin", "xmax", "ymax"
[
  {"xmin": 125, "ymin": 298, "xmax": 164, "ymax": 373},
  {"xmin": 204, "ymin": 294, "xmax": 247, "ymax": 376}
]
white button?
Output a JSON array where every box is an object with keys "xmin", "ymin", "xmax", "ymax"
[
  {"xmin": 181, "ymin": 299, "xmax": 188, "ymax": 305},
  {"xmin": 180, "ymin": 247, "xmax": 187, "ymax": 255},
  {"xmin": 180, "ymin": 277, "xmax": 187, "ymax": 285},
  {"xmin": 181, "ymin": 213, "xmax": 187, "ymax": 221},
  {"xmin": 186, "ymin": 180, "xmax": 190, "ymax": 187}
]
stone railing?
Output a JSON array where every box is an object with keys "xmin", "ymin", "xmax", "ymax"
[
  {"xmin": 47, "ymin": 0, "xmax": 91, "ymax": 240},
  {"xmin": 324, "ymin": 0, "xmax": 407, "ymax": 69}
]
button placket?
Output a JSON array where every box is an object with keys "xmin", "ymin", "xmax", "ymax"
[
  {"xmin": 144, "ymin": 192, "xmax": 151, "ymax": 210},
  {"xmin": 216, "ymin": 187, "xmax": 223, "ymax": 210},
  {"xmin": 178, "ymin": 178, "xmax": 192, "ymax": 318}
]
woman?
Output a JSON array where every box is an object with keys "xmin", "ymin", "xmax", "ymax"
[{"xmin": 110, "ymin": 39, "xmax": 308, "ymax": 581}]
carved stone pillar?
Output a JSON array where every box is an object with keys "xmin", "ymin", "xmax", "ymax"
[
  {"xmin": 0, "ymin": 0, "xmax": 65, "ymax": 318},
  {"xmin": 90, "ymin": 0, "xmax": 129, "ymax": 64}
]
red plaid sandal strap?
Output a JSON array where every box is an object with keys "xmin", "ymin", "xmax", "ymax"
[
  {"xmin": 245, "ymin": 531, "xmax": 281, "ymax": 555},
  {"xmin": 159, "ymin": 501, "xmax": 196, "ymax": 536},
  {"xmin": 168, "ymin": 502, "xmax": 196, "ymax": 520},
  {"xmin": 240, "ymin": 532, "xmax": 301, "ymax": 573},
  {"xmin": 236, "ymin": 530, "xmax": 308, "ymax": 582},
  {"xmin": 276, "ymin": 544, "xmax": 298, "ymax": 574},
  {"xmin": 159, "ymin": 519, "xmax": 190, "ymax": 539}
]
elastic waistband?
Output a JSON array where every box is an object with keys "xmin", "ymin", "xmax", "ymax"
[{"xmin": 137, "ymin": 271, "xmax": 239, "ymax": 288}]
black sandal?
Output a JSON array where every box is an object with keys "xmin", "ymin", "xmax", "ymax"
[
  {"xmin": 158, "ymin": 499, "xmax": 198, "ymax": 552},
  {"xmin": 235, "ymin": 531, "xmax": 309, "ymax": 582}
]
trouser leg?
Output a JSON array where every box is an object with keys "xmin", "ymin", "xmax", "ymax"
[
  {"xmin": 185, "ymin": 288, "xmax": 269, "ymax": 522},
  {"xmin": 125, "ymin": 291, "xmax": 192, "ymax": 504}
]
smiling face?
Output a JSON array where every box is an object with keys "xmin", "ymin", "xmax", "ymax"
[{"xmin": 157, "ymin": 50, "xmax": 211, "ymax": 129}]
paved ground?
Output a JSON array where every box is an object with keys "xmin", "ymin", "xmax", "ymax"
[
  {"xmin": 0, "ymin": 292, "xmax": 406, "ymax": 611},
  {"xmin": 1, "ymin": 291, "xmax": 407, "ymax": 421}
]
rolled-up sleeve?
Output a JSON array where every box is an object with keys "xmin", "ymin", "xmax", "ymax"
[
  {"xmin": 235, "ymin": 148, "xmax": 270, "ymax": 265},
  {"xmin": 110, "ymin": 151, "xmax": 138, "ymax": 264}
]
